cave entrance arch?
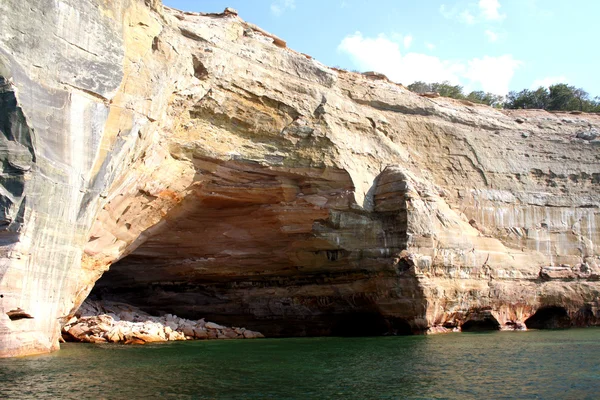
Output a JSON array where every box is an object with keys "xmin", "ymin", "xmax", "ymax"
[
  {"xmin": 461, "ymin": 314, "xmax": 501, "ymax": 332},
  {"xmin": 330, "ymin": 314, "xmax": 413, "ymax": 337},
  {"xmin": 525, "ymin": 306, "xmax": 571, "ymax": 329},
  {"xmin": 88, "ymin": 161, "xmax": 417, "ymax": 337}
]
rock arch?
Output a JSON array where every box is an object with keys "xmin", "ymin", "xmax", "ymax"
[{"xmin": 88, "ymin": 162, "xmax": 419, "ymax": 337}]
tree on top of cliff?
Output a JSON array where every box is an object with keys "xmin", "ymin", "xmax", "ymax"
[
  {"xmin": 504, "ymin": 87, "xmax": 550, "ymax": 110},
  {"xmin": 407, "ymin": 81, "xmax": 503, "ymax": 108},
  {"xmin": 408, "ymin": 81, "xmax": 600, "ymax": 112},
  {"xmin": 465, "ymin": 91, "xmax": 505, "ymax": 108},
  {"xmin": 505, "ymin": 84, "xmax": 600, "ymax": 112},
  {"xmin": 408, "ymin": 81, "xmax": 466, "ymax": 100}
]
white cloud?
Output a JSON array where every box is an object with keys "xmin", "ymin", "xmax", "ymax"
[
  {"xmin": 389, "ymin": 33, "xmax": 413, "ymax": 49},
  {"xmin": 440, "ymin": 4, "xmax": 472, "ymax": 22},
  {"xmin": 466, "ymin": 55, "xmax": 521, "ymax": 94},
  {"xmin": 439, "ymin": 4, "xmax": 453, "ymax": 19},
  {"xmin": 479, "ymin": 0, "xmax": 506, "ymax": 21},
  {"xmin": 441, "ymin": 0, "xmax": 505, "ymax": 24},
  {"xmin": 485, "ymin": 29, "xmax": 499, "ymax": 42},
  {"xmin": 460, "ymin": 10, "xmax": 476, "ymax": 24},
  {"xmin": 338, "ymin": 32, "xmax": 462, "ymax": 85},
  {"xmin": 525, "ymin": 0, "xmax": 553, "ymax": 18},
  {"xmin": 270, "ymin": 0, "xmax": 295, "ymax": 16},
  {"xmin": 425, "ymin": 42, "xmax": 436, "ymax": 50},
  {"xmin": 338, "ymin": 32, "xmax": 521, "ymax": 95},
  {"xmin": 531, "ymin": 76, "xmax": 568, "ymax": 89}
]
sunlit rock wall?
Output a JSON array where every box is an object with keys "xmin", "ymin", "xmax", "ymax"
[{"xmin": 0, "ymin": 0, "xmax": 182, "ymax": 357}]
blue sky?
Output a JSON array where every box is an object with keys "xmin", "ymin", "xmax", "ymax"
[{"xmin": 164, "ymin": 0, "xmax": 599, "ymax": 97}]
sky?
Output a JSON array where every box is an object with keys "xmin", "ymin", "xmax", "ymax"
[{"xmin": 163, "ymin": 0, "xmax": 600, "ymax": 97}]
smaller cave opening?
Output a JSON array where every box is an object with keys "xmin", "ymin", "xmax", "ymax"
[
  {"xmin": 388, "ymin": 317, "xmax": 413, "ymax": 335},
  {"xmin": 443, "ymin": 321, "xmax": 458, "ymax": 329},
  {"xmin": 312, "ymin": 249, "xmax": 348, "ymax": 262},
  {"xmin": 395, "ymin": 256, "xmax": 413, "ymax": 273},
  {"xmin": 504, "ymin": 321, "xmax": 526, "ymax": 330},
  {"xmin": 461, "ymin": 316, "xmax": 501, "ymax": 332},
  {"xmin": 525, "ymin": 306, "xmax": 571, "ymax": 329},
  {"xmin": 573, "ymin": 304, "xmax": 598, "ymax": 327},
  {"xmin": 326, "ymin": 250, "xmax": 340, "ymax": 262}
]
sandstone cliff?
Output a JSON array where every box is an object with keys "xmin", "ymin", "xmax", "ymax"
[{"xmin": 1, "ymin": 0, "xmax": 599, "ymax": 357}]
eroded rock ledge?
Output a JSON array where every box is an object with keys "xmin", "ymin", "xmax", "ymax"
[{"xmin": 1, "ymin": 0, "xmax": 599, "ymax": 357}]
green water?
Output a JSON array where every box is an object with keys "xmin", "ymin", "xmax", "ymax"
[{"xmin": 2, "ymin": 329, "xmax": 600, "ymax": 399}]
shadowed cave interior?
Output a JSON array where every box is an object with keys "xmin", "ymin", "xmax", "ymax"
[
  {"xmin": 525, "ymin": 306, "xmax": 571, "ymax": 330},
  {"xmin": 89, "ymin": 162, "xmax": 420, "ymax": 337},
  {"xmin": 460, "ymin": 316, "xmax": 501, "ymax": 332}
]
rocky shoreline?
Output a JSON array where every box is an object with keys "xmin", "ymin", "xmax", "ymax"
[
  {"xmin": 63, "ymin": 300, "xmax": 532, "ymax": 344},
  {"xmin": 61, "ymin": 300, "xmax": 264, "ymax": 345}
]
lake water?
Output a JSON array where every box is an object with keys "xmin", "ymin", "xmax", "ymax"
[{"xmin": 2, "ymin": 329, "xmax": 600, "ymax": 399}]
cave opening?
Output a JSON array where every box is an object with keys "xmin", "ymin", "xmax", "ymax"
[
  {"xmin": 86, "ymin": 162, "xmax": 416, "ymax": 338},
  {"xmin": 388, "ymin": 317, "xmax": 413, "ymax": 335},
  {"xmin": 525, "ymin": 306, "xmax": 571, "ymax": 329},
  {"xmin": 461, "ymin": 316, "xmax": 501, "ymax": 332},
  {"xmin": 331, "ymin": 313, "xmax": 412, "ymax": 337}
]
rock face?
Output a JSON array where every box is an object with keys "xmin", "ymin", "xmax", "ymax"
[{"xmin": 1, "ymin": 1, "xmax": 599, "ymax": 357}]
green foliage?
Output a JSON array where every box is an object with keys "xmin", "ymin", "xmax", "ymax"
[
  {"xmin": 407, "ymin": 80, "xmax": 600, "ymax": 112},
  {"xmin": 407, "ymin": 81, "xmax": 503, "ymax": 107},
  {"xmin": 505, "ymin": 84, "xmax": 600, "ymax": 112},
  {"xmin": 466, "ymin": 91, "xmax": 504, "ymax": 108},
  {"xmin": 548, "ymin": 83, "xmax": 577, "ymax": 111},
  {"xmin": 505, "ymin": 87, "xmax": 549, "ymax": 110},
  {"xmin": 408, "ymin": 81, "xmax": 466, "ymax": 100},
  {"xmin": 431, "ymin": 82, "xmax": 466, "ymax": 100},
  {"xmin": 406, "ymin": 81, "xmax": 433, "ymax": 94}
]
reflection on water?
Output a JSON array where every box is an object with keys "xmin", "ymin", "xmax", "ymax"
[{"xmin": 2, "ymin": 329, "xmax": 600, "ymax": 399}]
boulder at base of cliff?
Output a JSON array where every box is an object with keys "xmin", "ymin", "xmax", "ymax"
[{"xmin": 62, "ymin": 300, "xmax": 264, "ymax": 344}]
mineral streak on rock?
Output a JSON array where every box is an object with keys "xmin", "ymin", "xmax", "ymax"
[{"xmin": 1, "ymin": 0, "xmax": 600, "ymax": 357}]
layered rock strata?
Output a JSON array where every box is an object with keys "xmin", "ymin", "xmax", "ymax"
[{"xmin": 0, "ymin": 0, "xmax": 599, "ymax": 357}]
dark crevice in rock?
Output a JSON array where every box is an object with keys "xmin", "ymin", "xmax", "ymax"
[
  {"xmin": 325, "ymin": 250, "xmax": 342, "ymax": 262},
  {"xmin": 525, "ymin": 306, "xmax": 571, "ymax": 329},
  {"xmin": 151, "ymin": 36, "xmax": 160, "ymax": 51},
  {"xmin": 180, "ymin": 28, "xmax": 209, "ymax": 42},
  {"xmin": 0, "ymin": 75, "xmax": 35, "ymax": 239},
  {"xmin": 62, "ymin": 82, "xmax": 109, "ymax": 102},
  {"xmin": 7, "ymin": 308, "xmax": 33, "ymax": 321},
  {"xmin": 192, "ymin": 55, "xmax": 208, "ymax": 80},
  {"xmin": 350, "ymin": 97, "xmax": 434, "ymax": 116}
]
